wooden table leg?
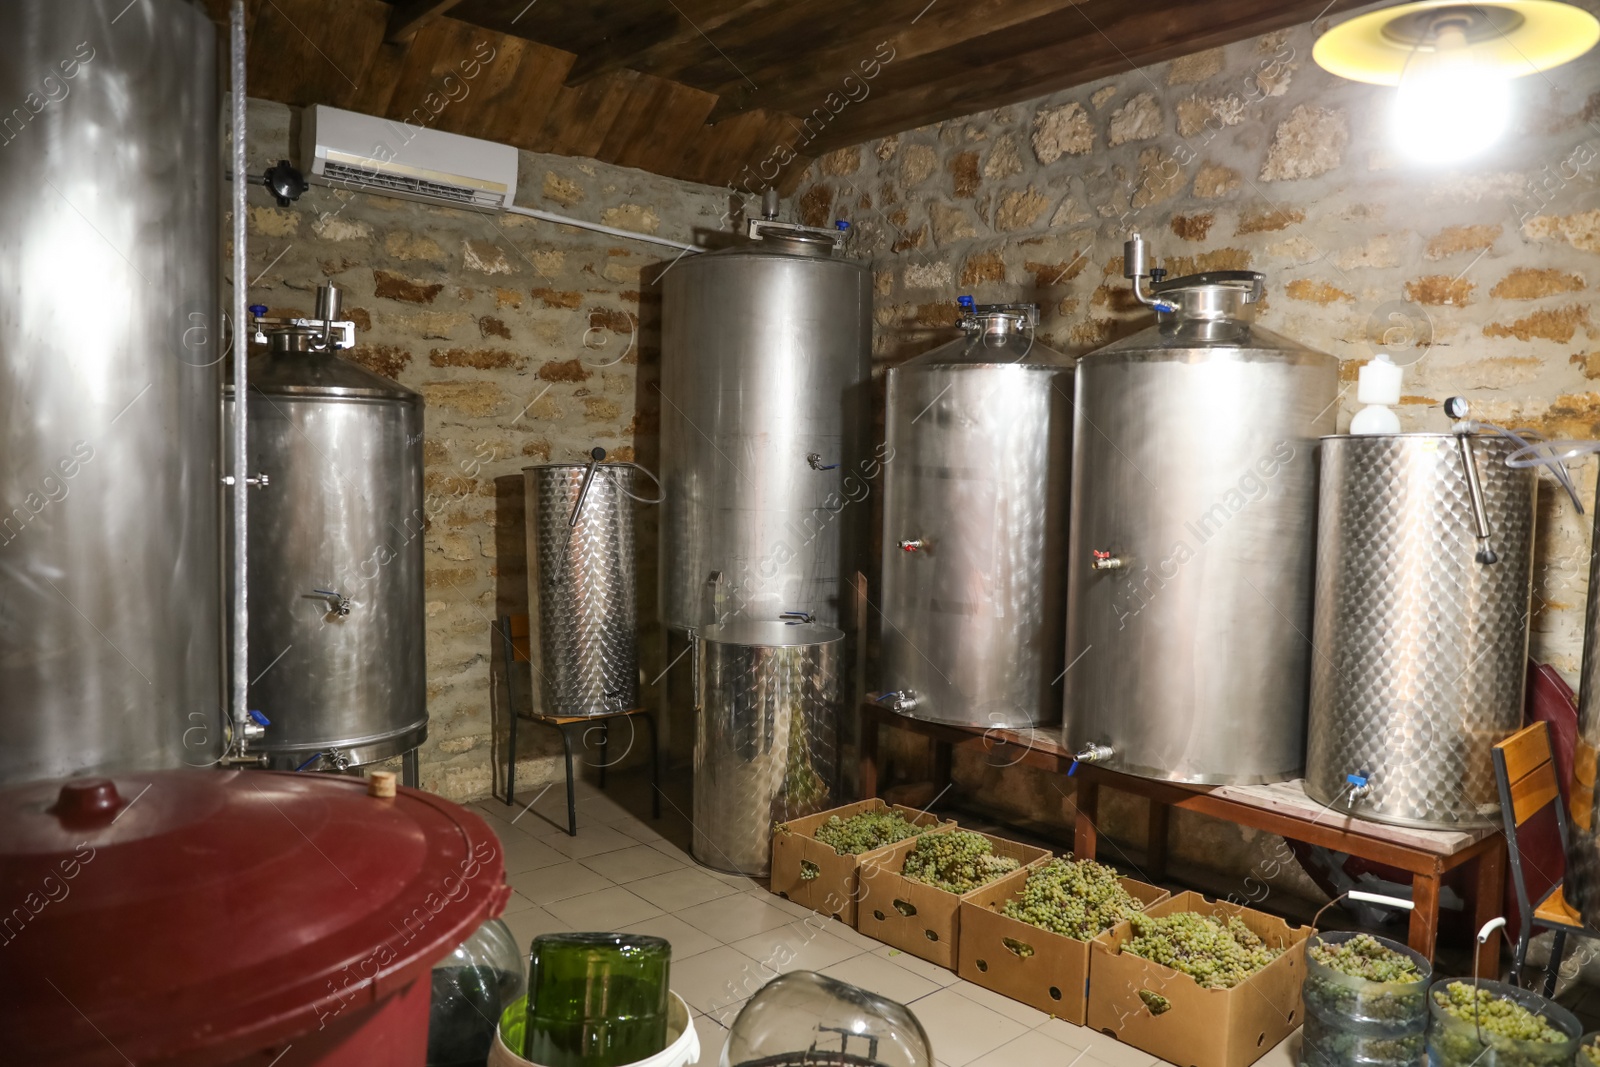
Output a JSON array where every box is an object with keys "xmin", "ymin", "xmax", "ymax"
[
  {"xmin": 1074, "ymin": 778, "xmax": 1100, "ymax": 860},
  {"xmin": 1472, "ymin": 838, "xmax": 1508, "ymax": 979},
  {"xmin": 860, "ymin": 707, "xmax": 881, "ymax": 799},
  {"xmin": 1146, "ymin": 799, "xmax": 1170, "ymax": 881},
  {"xmin": 1409, "ymin": 867, "xmax": 1442, "ymax": 963}
]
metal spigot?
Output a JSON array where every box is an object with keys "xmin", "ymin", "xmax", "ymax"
[
  {"xmin": 876, "ymin": 690, "xmax": 919, "ymax": 713},
  {"xmin": 222, "ymin": 473, "xmax": 269, "ymax": 488},
  {"xmin": 313, "ymin": 589, "xmax": 352, "ymax": 617},
  {"xmin": 897, "ymin": 538, "xmax": 926, "ymax": 553},
  {"xmin": 1090, "ymin": 550, "xmax": 1125, "ymax": 571},
  {"xmin": 1073, "ymin": 742, "xmax": 1114, "ymax": 764},
  {"xmin": 1345, "ymin": 772, "xmax": 1372, "ymax": 802}
]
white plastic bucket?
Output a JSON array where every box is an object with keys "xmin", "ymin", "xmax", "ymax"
[{"xmin": 488, "ymin": 990, "xmax": 699, "ymax": 1067}]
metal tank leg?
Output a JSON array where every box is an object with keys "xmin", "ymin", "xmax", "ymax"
[
  {"xmin": 501, "ymin": 614, "xmax": 518, "ymax": 807},
  {"xmin": 560, "ymin": 724, "xmax": 578, "ymax": 836},
  {"xmin": 403, "ymin": 748, "xmax": 419, "ymax": 789},
  {"xmin": 1544, "ymin": 929, "xmax": 1568, "ymax": 996},
  {"xmin": 598, "ymin": 720, "xmax": 609, "ymax": 789}
]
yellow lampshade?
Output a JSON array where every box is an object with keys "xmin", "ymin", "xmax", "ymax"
[{"xmin": 1313, "ymin": 0, "xmax": 1599, "ymax": 85}]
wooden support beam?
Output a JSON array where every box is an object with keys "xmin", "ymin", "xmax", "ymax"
[
  {"xmin": 386, "ymin": 0, "xmax": 464, "ymax": 43},
  {"xmin": 563, "ymin": 0, "xmax": 784, "ymax": 87}
]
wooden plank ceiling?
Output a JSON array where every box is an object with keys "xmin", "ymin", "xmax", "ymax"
[{"xmin": 211, "ymin": 0, "xmax": 1332, "ymax": 192}]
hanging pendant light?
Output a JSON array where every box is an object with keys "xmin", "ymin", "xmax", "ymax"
[{"xmin": 1314, "ymin": 1, "xmax": 1599, "ymax": 164}]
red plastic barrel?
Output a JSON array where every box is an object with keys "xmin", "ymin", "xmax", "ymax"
[{"xmin": 0, "ymin": 770, "xmax": 510, "ymax": 1066}]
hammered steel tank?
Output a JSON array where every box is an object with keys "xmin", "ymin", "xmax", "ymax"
[
  {"xmin": 225, "ymin": 290, "xmax": 426, "ymax": 771},
  {"xmin": 524, "ymin": 458, "xmax": 642, "ymax": 717},
  {"xmin": 660, "ymin": 222, "xmax": 871, "ymax": 630},
  {"xmin": 1064, "ymin": 241, "xmax": 1338, "ymax": 784},
  {"xmin": 878, "ymin": 301, "xmax": 1072, "ymax": 728},
  {"xmin": 1304, "ymin": 431, "xmax": 1536, "ymax": 829},
  {"xmin": 693, "ymin": 619, "xmax": 842, "ymax": 876},
  {"xmin": 0, "ymin": 0, "xmax": 223, "ymax": 785}
]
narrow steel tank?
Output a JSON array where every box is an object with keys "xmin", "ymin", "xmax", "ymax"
[
  {"xmin": 0, "ymin": 0, "xmax": 223, "ymax": 784},
  {"xmin": 660, "ymin": 224, "xmax": 871, "ymax": 630},
  {"xmin": 1064, "ymin": 244, "xmax": 1338, "ymax": 784},
  {"xmin": 1304, "ymin": 431, "xmax": 1535, "ymax": 829},
  {"xmin": 225, "ymin": 290, "xmax": 426, "ymax": 771},
  {"xmin": 878, "ymin": 302, "xmax": 1072, "ymax": 728},
  {"xmin": 1562, "ymin": 466, "xmax": 1600, "ymax": 925}
]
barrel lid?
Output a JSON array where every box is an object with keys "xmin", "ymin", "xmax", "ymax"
[
  {"xmin": 0, "ymin": 770, "xmax": 508, "ymax": 1066},
  {"xmin": 224, "ymin": 349, "xmax": 421, "ymax": 403}
]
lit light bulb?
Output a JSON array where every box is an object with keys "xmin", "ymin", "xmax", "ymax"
[{"xmin": 1391, "ymin": 23, "xmax": 1510, "ymax": 164}]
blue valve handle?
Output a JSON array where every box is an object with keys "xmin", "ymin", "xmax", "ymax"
[
  {"xmin": 1346, "ymin": 773, "xmax": 1369, "ymax": 787},
  {"xmin": 249, "ymin": 304, "xmax": 268, "ymax": 318},
  {"xmin": 957, "ymin": 295, "xmax": 975, "ymax": 310},
  {"xmin": 248, "ymin": 709, "xmax": 270, "ymax": 726},
  {"xmin": 834, "ymin": 219, "xmax": 851, "ymax": 230}
]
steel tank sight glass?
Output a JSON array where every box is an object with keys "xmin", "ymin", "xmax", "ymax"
[
  {"xmin": 0, "ymin": 0, "xmax": 223, "ymax": 785},
  {"xmin": 1064, "ymin": 234, "xmax": 1338, "ymax": 785},
  {"xmin": 524, "ymin": 454, "xmax": 655, "ymax": 717},
  {"xmin": 226, "ymin": 284, "xmax": 427, "ymax": 771},
  {"xmin": 1304, "ymin": 423, "xmax": 1535, "ymax": 829},
  {"xmin": 660, "ymin": 220, "xmax": 871, "ymax": 630},
  {"xmin": 878, "ymin": 301, "xmax": 1072, "ymax": 729},
  {"xmin": 694, "ymin": 619, "xmax": 842, "ymax": 876}
]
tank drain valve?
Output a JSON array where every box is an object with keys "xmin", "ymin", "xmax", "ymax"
[
  {"xmin": 873, "ymin": 690, "xmax": 919, "ymax": 713},
  {"xmin": 313, "ymin": 589, "xmax": 352, "ymax": 616},
  {"xmin": 806, "ymin": 452, "xmax": 839, "ymax": 471},
  {"xmin": 1345, "ymin": 773, "xmax": 1372, "ymax": 802},
  {"xmin": 779, "ymin": 611, "xmax": 813, "ymax": 624},
  {"xmin": 222, "ymin": 473, "xmax": 270, "ymax": 488},
  {"xmin": 1090, "ymin": 550, "xmax": 1125, "ymax": 571},
  {"xmin": 1071, "ymin": 743, "xmax": 1114, "ymax": 771},
  {"xmin": 897, "ymin": 538, "xmax": 927, "ymax": 553}
]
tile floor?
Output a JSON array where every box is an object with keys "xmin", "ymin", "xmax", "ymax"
[{"xmin": 470, "ymin": 773, "xmax": 1302, "ymax": 1067}]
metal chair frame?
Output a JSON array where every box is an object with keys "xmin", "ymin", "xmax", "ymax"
[
  {"xmin": 1492, "ymin": 720, "xmax": 1591, "ymax": 993},
  {"xmin": 496, "ymin": 613, "xmax": 660, "ymax": 836}
]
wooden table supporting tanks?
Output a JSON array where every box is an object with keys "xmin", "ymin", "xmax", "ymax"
[{"xmin": 858, "ymin": 702, "xmax": 1507, "ymax": 977}]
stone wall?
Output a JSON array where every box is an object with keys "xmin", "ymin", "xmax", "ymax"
[
  {"xmin": 241, "ymin": 100, "xmax": 729, "ymax": 801},
  {"xmin": 794, "ymin": 9, "xmax": 1600, "ymax": 904}
]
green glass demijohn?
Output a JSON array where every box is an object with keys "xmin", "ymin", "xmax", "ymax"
[{"xmin": 521, "ymin": 932, "xmax": 671, "ymax": 1067}]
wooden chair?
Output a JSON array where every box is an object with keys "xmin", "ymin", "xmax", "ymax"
[
  {"xmin": 1491, "ymin": 721, "xmax": 1590, "ymax": 992},
  {"xmin": 498, "ymin": 613, "xmax": 660, "ymax": 835}
]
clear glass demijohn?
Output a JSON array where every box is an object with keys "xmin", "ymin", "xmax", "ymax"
[{"xmin": 721, "ymin": 971, "xmax": 933, "ymax": 1067}]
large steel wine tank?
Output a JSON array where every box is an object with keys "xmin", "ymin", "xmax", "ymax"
[
  {"xmin": 225, "ymin": 326, "xmax": 426, "ymax": 770},
  {"xmin": 1064, "ymin": 268, "xmax": 1337, "ymax": 784},
  {"xmin": 1561, "ymin": 466, "xmax": 1600, "ymax": 926},
  {"xmin": 0, "ymin": 0, "xmax": 223, "ymax": 784},
  {"xmin": 878, "ymin": 303, "xmax": 1072, "ymax": 728},
  {"xmin": 1304, "ymin": 433, "xmax": 1535, "ymax": 829},
  {"xmin": 660, "ymin": 228, "xmax": 871, "ymax": 630}
]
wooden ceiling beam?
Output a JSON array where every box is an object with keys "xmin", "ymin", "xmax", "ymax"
[
  {"xmin": 797, "ymin": 0, "xmax": 1329, "ymax": 153},
  {"xmin": 387, "ymin": 0, "xmax": 465, "ymax": 43},
  {"xmin": 561, "ymin": 0, "xmax": 785, "ymax": 87}
]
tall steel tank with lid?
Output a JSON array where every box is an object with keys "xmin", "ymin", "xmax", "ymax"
[
  {"xmin": 660, "ymin": 220, "xmax": 871, "ymax": 630},
  {"xmin": 1304, "ymin": 414, "xmax": 1536, "ymax": 829},
  {"xmin": 877, "ymin": 301, "xmax": 1072, "ymax": 728},
  {"xmin": 0, "ymin": 0, "xmax": 223, "ymax": 785},
  {"xmin": 225, "ymin": 283, "xmax": 427, "ymax": 772},
  {"xmin": 1063, "ymin": 236, "xmax": 1338, "ymax": 784}
]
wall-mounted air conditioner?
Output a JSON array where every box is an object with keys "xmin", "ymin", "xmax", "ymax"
[{"xmin": 301, "ymin": 104, "xmax": 517, "ymax": 211}]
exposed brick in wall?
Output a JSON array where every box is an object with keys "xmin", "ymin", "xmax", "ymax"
[
  {"xmin": 796, "ymin": 9, "xmax": 1600, "ymax": 905},
  {"xmin": 241, "ymin": 100, "xmax": 728, "ymax": 802}
]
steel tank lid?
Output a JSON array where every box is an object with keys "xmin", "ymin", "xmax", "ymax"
[
  {"xmin": 678, "ymin": 237, "xmax": 866, "ymax": 271},
  {"xmin": 225, "ymin": 349, "xmax": 422, "ymax": 402},
  {"xmin": 1320, "ymin": 431, "xmax": 1508, "ymax": 441},
  {"xmin": 902, "ymin": 329, "xmax": 1072, "ymax": 370},
  {"xmin": 0, "ymin": 769, "xmax": 509, "ymax": 1066},
  {"xmin": 1082, "ymin": 318, "xmax": 1333, "ymax": 365}
]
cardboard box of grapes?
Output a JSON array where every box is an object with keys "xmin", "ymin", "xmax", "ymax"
[
  {"xmin": 1087, "ymin": 891, "xmax": 1311, "ymax": 1067},
  {"xmin": 770, "ymin": 800, "xmax": 950, "ymax": 925},
  {"xmin": 957, "ymin": 862, "xmax": 1169, "ymax": 1024},
  {"xmin": 856, "ymin": 830, "xmax": 1051, "ymax": 969}
]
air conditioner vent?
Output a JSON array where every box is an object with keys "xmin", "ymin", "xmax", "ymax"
[{"xmin": 319, "ymin": 161, "xmax": 500, "ymax": 209}]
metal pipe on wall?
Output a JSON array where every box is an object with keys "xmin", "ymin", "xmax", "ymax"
[
  {"xmin": 504, "ymin": 204, "xmax": 701, "ymax": 254},
  {"xmin": 230, "ymin": 0, "xmax": 252, "ymax": 754}
]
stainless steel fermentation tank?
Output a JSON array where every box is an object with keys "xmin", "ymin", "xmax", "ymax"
[
  {"xmin": 660, "ymin": 225, "xmax": 871, "ymax": 630},
  {"xmin": 1304, "ymin": 432, "xmax": 1535, "ymax": 829},
  {"xmin": 878, "ymin": 303, "xmax": 1072, "ymax": 728},
  {"xmin": 1064, "ymin": 242, "xmax": 1338, "ymax": 784},
  {"xmin": 693, "ymin": 619, "xmax": 842, "ymax": 876},
  {"xmin": 524, "ymin": 460, "xmax": 641, "ymax": 717},
  {"xmin": 0, "ymin": 0, "xmax": 223, "ymax": 784},
  {"xmin": 225, "ymin": 287, "xmax": 426, "ymax": 771}
]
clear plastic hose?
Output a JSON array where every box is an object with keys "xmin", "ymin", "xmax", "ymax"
[{"xmin": 1457, "ymin": 420, "xmax": 1590, "ymax": 514}]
